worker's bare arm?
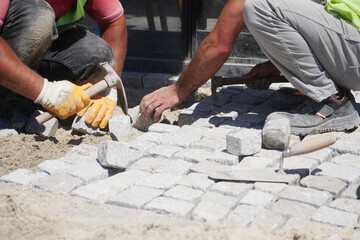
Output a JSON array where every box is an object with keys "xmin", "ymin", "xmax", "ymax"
[
  {"xmin": 140, "ymin": 0, "xmax": 247, "ymax": 121},
  {"xmin": 98, "ymin": 15, "xmax": 127, "ymax": 76},
  {"xmin": 0, "ymin": 37, "xmax": 43, "ymax": 100}
]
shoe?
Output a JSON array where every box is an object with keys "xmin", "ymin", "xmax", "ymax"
[
  {"xmin": 268, "ymin": 87, "xmax": 310, "ymax": 110},
  {"xmin": 266, "ymin": 88, "xmax": 360, "ymax": 136}
]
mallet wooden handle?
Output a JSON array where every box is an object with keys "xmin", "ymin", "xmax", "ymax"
[
  {"xmin": 285, "ymin": 134, "xmax": 336, "ymax": 157},
  {"xmin": 35, "ymin": 80, "xmax": 110, "ymax": 125}
]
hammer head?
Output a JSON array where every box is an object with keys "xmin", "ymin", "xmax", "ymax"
[{"xmin": 100, "ymin": 62, "xmax": 128, "ymax": 115}]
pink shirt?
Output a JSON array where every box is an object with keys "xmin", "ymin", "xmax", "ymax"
[{"xmin": 0, "ymin": 0, "xmax": 124, "ymax": 30}]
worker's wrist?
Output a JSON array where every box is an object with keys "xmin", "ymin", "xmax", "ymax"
[{"xmin": 34, "ymin": 78, "xmax": 49, "ymax": 105}]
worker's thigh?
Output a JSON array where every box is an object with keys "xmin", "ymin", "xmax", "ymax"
[
  {"xmin": 37, "ymin": 26, "xmax": 116, "ymax": 82},
  {"xmin": 244, "ymin": 0, "xmax": 360, "ymax": 95},
  {"xmin": 1, "ymin": 0, "xmax": 57, "ymax": 69}
]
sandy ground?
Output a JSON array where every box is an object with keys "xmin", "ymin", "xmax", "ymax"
[
  {"xmin": 0, "ymin": 182, "xmax": 356, "ymax": 240},
  {"xmin": 0, "ymin": 87, "xmax": 357, "ymax": 239}
]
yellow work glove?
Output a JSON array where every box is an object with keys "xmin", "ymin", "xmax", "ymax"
[
  {"xmin": 77, "ymin": 83, "xmax": 117, "ymax": 129},
  {"xmin": 34, "ymin": 78, "xmax": 90, "ymax": 119}
]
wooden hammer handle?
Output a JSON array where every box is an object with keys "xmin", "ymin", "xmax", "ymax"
[{"xmin": 35, "ymin": 80, "xmax": 110, "ymax": 125}]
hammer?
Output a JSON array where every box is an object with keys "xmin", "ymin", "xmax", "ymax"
[
  {"xmin": 35, "ymin": 62, "xmax": 128, "ymax": 125},
  {"xmin": 211, "ymin": 75, "xmax": 288, "ymax": 99}
]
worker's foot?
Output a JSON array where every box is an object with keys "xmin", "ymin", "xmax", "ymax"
[
  {"xmin": 266, "ymin": 88, "xmax": 360, "ymax": 136},
  {"xmin": 268, "ymin": 87, "xmax": 309, "ymax": 110}
]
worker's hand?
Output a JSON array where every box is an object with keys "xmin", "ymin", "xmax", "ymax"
[
  {"xmin": 140, "ymin": 85, "xmax": 181, "ymax": 122},
  {"xmin": 77, "ymin": 83, "xmax": 117, "ymax": 129},
  {"xmin": 34, "ymin": 78, "xmax": 90, "ymax": 119},
  {"xmin": 242, "ymin": 60, "xmax": 281, "ymax": 90}
]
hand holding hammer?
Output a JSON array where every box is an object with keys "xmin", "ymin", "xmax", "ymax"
[{"xmin": 35, "ymin": 62, "xmax": 128, "ymax": 125}]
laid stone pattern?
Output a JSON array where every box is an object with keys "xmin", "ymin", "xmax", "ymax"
[{"xmin": 1, "ymin": 83, "xmax": 360, "ymax": 235}]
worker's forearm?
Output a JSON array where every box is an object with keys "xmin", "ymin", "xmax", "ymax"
[
  {"xmin": 175, "ymin": 41, "xmax": 230, "ymax": 100},
  {"xmin": 175, "ymin": 0, "xmax": 246, "ymax": 100},
  {"xmin": 0, "ymin": 38, "xmax": 43, "ymax": 100},
  {"xmin": 100, "ymin": 16, "xmax": 128, "ymax": 75}
]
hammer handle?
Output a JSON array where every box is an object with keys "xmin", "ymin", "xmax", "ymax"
[
  {"xmin": 222, "ymin": 76, "xmax": 287, "ymax": 85},
  {"xmin": 35, "ymin": 79, "xmax": 110, "ymax": 125}
]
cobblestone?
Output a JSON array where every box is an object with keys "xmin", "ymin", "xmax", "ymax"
[
  {"xmin": 311, "ymin": 206, "xmax": 358, "ymax": 228},
  {"xmin": 0, "ymin": 169, "xmax": 48, "ymax": 186},
  {"xmin": 107, "ymin": 186, "xmax": 164, "ymax": 209},
  {"xmin": 240, "ymin": 190, "xmax": 275, "ymax": 208},
  {"xmin": 227, "ymin": 204, "xmax": 260, "ymax": 227},
  {"xmin": 192, "ymin": 192, "xmax": 238, "ymax": 222},
  {"xmin": 272, "ymin": 199, "xmax": 317, "ymax": 220},
  {"xmin": 341, "ymin": 184, "xmax": 360, "ymax": 199},
  {"xmin": 226, "ymin": 128, "xmax": 262, "ymax": 156},
  {"xmin": 210, "ymin": 182, "xmax": 252, "ymax": 198},
  {"xmin": 278, "ymin": 186, "xmax": 332, "ymax": 207},
  {"xmin": 144, "ymin": 197, "xmax": 195, "ymax": 218},
  {"xmin": 300, "ymin": 175, "xmax": 347, "ymax": 198},
  {"xmin": 163, "ymin": 185, "xmax": 204, "ymax": 203},
  {"xmin": 313, "ymin": 162, "xmax": 360, "ymax": 184}
]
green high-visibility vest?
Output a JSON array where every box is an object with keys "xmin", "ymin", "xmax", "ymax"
[
  {"xmin": 325, "ymin": 0, "xmax": 360, "ymax": 32},
  {"xmin": 56, "ymin": 0, "xmax": 87, "ymax": 30}
]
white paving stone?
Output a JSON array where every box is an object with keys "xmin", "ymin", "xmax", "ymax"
[
  {"xmin": 173, "ymin": 148, "xmax": 213, "ymax": 163},
  {"xmin": 251, "ymin": 209, "xmax": 286, "ymax": 233},
  {"xmin": 300, "ymin": 175, "xmax": 347, "ymax": 198},
  {"xmin": 240, "ymin": 190, "xmax": 275, "ymax": 208},
  {"xmin": 210, "ymin": 182, "xmax": 252, "ymax": 198},
  {"xmin": 226, "ymin": 129, "xmax": 262, "ymax": 156},
  {"xmin": 136, "ymin": 173, "xmax": 182, "ymax": 190},
  {"xmin": 238, "ymin": 156, "xmax": 276, "ymax": 169},
  {"xmin": 329, "ymin": 198, "xmax": 360, "ymax": 215},
  {"xmin": 32, "ymin": 172, "xmax": 84, "ymax": 194},
  {"xmin": 206, "ymin": 149, "xmax": 239, "ymax": 166},
  {"xmin": 163, "ymin": 185, "xmax": 204, "ymax": 203},
  {"xmin": 262, "ymin": 118, "xmax": 290, "ymax": 150},
  {"xmin": 145, "ymin": 145, "xmax": 183, "ymax": 159},
  {"xmin": 314, "ymin": 162, "xmax": 360, "ymax": 184},
  {"xmin": 71, "ymin": 170, "xmax": 150, "ymax": 203},
  {"xmin": 97, "ymin": 141, "xmax": 143, "ymax": 169},
  {"xmin": 177, "ymin": 173, "xmax": 215, "ymax": 191},
  {"xmin": 192, "ymin": 192, "xmax": 238, "ymax": 222},
  {"xmin": 0, "ymin": 129, "xmax": 18, "ymax": 138},
  {"xmin": 278, "ymin": 186, "xmax": 332, "ymax": 207},
  {"xmin": 36, "ymin": 159, "xmax": 72, "ymax": 175},
  {"xmin": 130, "ymin": 157, "xmax": 191, "ymax": 176},
  {"xmin": 127, "ymin": 138, "xmax": 158, "ymax": 151},
  {"xmin": 253, "ymin": 182, "xmax": 287, "ymax": 196},
  {"xmin": 341, "ymin": 184, "xmax": 360, "ymax": 200},
  {"xmin": 107, "ymin": 186, "xmax": 164, "ymax": 209},
  {"xmin": 144, "ymin": 197, "xmax": 195, "ymax": 218},
  {"xmin": 148, "ymin": 123, "xmax": 180, "ymax": 133},
  {"xmin": 108, "ymin": 114, "xmax": 131, "ymax": 137},
  {"xmin": 0, "ymin": 169, "xmax": 48, "ymax": 186},
  {"xmin": 331, "ymin": 153, "xmax": 360, "ymax": 169},
  {"xmin": 271, "ymin": 199, "xmax": 317, "ymax": 220},
  {"xmin": 191, "ymin": 136, "xmax": 226, "ymax": 152},
  {"xmin": 227, "ymin": 205, "xmax": 260, "ymax": 227},
  {"xmin": 311, "ymin": 206, "xmax": 358, "ymax": 228}
]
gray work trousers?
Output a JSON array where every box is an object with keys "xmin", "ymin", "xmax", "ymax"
[
  {"xmin": 244, "ymin": 0, "xmax": 360, "ymax": 102},
  {"xmin": 1, "ymin": 0, "xmax": 115, "ymax": 82}
]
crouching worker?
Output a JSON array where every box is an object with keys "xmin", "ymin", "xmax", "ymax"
[{"xmin": 0, "ymin": 0, "xmax": 127, "ymax": 128}]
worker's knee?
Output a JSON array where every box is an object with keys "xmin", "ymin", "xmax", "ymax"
[{"xmin": 243, "ymin": 0, "xmax": 271, "ymax": 29}]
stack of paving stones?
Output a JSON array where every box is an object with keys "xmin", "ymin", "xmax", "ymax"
[{"xmin": 1, "ymin": 81, "xmax": 360, "ymax": 236}]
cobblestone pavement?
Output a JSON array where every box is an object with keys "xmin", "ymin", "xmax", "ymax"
[{"xmin": 1, "ymin": 83, "xmax": 360, "ymax": 235}]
